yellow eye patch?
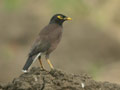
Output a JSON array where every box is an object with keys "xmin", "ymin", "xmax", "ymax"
[{"xmin": 57, "ymin": 16, "xmax": 63, "ymax": 19}]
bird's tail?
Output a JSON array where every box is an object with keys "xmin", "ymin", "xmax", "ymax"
[{"xmin": 22, "ymin": 53, "xmax": 41, "ymax": 72}]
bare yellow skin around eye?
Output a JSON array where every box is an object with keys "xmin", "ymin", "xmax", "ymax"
[{"xmin": 57, "ymin": 16, "xmax": 63, "ymax": 19}]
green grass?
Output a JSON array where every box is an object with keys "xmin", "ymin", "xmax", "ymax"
[
  {"xmin": 49, "ymin": 0, "xmax": 89, "ymax": 16},
  {"xmin": 4, "ymin": 0, "xmax": 23, "ymax": 11}
]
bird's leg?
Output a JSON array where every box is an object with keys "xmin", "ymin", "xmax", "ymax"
[
  {"xmin": 38, "ymin": 56, "xmax": 44, "ymax": 69},
  {"xmin": 46, "ymin": 55, "xmax": 54, "ymax": 69}
]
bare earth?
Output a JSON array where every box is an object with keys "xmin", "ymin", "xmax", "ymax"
[{"xmin": 1, "ymin": 67, "xmax": 120, "ymax": 90}]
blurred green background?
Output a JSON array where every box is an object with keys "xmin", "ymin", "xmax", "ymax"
[{"xmin": 0, "ymin": 0, "xmax": 120, "ymax": 84}]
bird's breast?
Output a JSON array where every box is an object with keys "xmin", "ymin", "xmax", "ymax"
[{"xmin": 46, "ymin": 27, "xmax": 63, "ymax": 54}]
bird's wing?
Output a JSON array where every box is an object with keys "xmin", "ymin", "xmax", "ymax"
[
  {"xmin": 28, "ymin": 25, "xmax": 52, "ymax": 57},
  {"xmin": 29, "ymin": 39, "xmax": 51, "ymax": 57}
]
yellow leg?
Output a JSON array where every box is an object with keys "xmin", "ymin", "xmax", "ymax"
[
  {"xmin": 47, "ymin": 59, "xmax": 54, "ymax": 69},
  {"xmin": 39, "ymin": 59, "xmax": 44, "ymax": 69}
]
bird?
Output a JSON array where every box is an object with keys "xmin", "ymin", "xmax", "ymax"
[{"xmin": 22, "ymin": 14, "xmax": 72, "ymax": 72}]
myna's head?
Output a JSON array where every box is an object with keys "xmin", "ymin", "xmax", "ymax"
[{"xmin": 49, "ymin": 14, "xmax": 72, "ymax": 25}]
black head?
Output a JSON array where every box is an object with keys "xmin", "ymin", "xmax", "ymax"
[{"xmin": 49, "ymin": 14, "xmax": 72, "ymax": 26}]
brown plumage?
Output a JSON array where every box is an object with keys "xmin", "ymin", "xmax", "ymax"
[{"xmin": 22, "ymin": 14, "xmax": 71, "ymax": 72}]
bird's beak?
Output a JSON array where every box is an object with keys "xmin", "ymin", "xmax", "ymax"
[{"xmin": 64, "ymin": 17, "xmax": 72, "ymax": 20}]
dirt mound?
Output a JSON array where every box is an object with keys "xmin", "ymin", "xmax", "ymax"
[{"xmin": 1, "ymin": 67, "xmax": 120, "ymax": 90}]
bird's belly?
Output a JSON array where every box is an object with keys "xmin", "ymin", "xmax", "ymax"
[
  {"xmin": 45, "ymin": 30, "xmax": 62, "ymax": 54},
  {"xmin": 47, "ymin": 39, "xmax": 61, "ymax": 54}
]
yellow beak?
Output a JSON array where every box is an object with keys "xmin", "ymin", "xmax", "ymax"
[{"xmin": 64, "ymin": 17, "xmax": 72, "ymax": 20}]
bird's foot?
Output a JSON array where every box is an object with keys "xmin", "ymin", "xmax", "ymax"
[{"xmin": 40, "ymin": 66, "xmax": 45, "ymax": 71}]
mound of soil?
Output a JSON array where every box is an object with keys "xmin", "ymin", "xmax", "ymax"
[{"xmin": 1, "ymin": 67, "xmax": 120, "ymax": 90}]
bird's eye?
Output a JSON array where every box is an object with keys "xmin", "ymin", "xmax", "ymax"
[{"xmin": 57, "ymin": 16, "xmax": 63, "ymax": 20}]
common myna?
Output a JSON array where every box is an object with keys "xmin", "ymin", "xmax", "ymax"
[{"xmin": 22, "ymin": 14, "xmax": 72, "ymax": 72}]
